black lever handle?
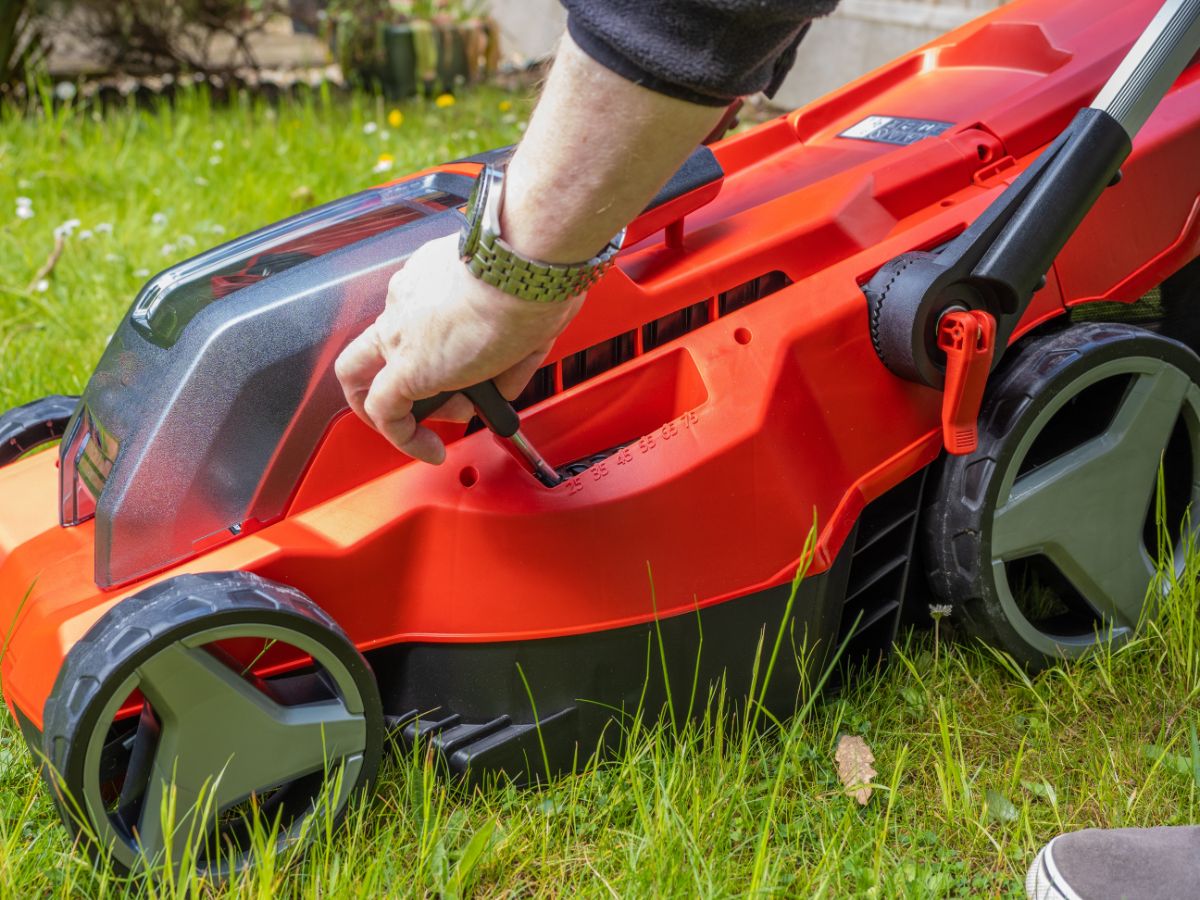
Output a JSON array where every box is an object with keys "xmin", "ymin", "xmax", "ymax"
[
  {"xmin": 411, "ymin": 380, "xmax": 519, "ymax": 437},
  {"xmin": 410, "ymin": 381, "xmax": 562, "ymax": 486}
]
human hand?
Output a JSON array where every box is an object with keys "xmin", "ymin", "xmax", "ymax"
[{"xmin": 334, "ymin": 232, "xmax": 583, "ymax": 464}]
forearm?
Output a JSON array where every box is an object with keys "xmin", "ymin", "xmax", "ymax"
[
  {"xmin": 501, "ymin": 34, "xmax": 726, "ymax": 265},
  {"xmin": 337, "ymin": 12, "xmax": 830, "ymax": 463}
]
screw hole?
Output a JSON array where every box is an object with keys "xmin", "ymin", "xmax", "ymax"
[
  {"xmin": 976, "ymin": 144, "xmax": 991, "ymax": 162},
  {"xmin": 940, "ymin": 199, "xmax": 954, "ymax": 208},
  {"xmin": 459, "ymin": 466, "xmax": 479, "ymax": 488},
  {"xmin": 734, "ymin": 327, "xmax": 752, "ymax": 345}
]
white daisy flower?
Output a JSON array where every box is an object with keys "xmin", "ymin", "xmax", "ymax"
[
  {"xmin": 362, "ymin": 121, "xmax": 378, "ymax": 135},
  {"xmin": 53, "ymin": 218, "xmax": 82, "ymax": 240},
  {"xmin": 95, "ymin": 222, "xmax": 113, "ymax": 234},
  {"xmin": 35, "ymin": 278, "xmax": 49, "ymax": 292},
  {"xmin": 151, "ymin": 212, "xmax": 168, "ymax": 227}
]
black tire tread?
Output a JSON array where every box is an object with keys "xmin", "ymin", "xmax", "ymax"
[
  {"xmin": 0, "ymin": 394, "xmax": 79, "ymax": 465},
  {"xmin": 40, "ymin": 571, "xmax": 381, "ymax": 873},
  {"xmin": 924, "ymin": 322, "xmax": 1200, "ymax": 669}
]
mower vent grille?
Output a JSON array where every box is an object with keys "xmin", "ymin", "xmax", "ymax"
[
  {"xmin": 513, "ymin": 271, "xmax": 792, "ymax": 411},
  {"xmin": 836, "ymin": 469, "xmax": 927, "ymax": 666}
]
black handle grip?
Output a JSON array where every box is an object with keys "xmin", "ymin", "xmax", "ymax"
[{"xmin": 411, "ymin": 381, "xmax": 520, "ymax": 438}]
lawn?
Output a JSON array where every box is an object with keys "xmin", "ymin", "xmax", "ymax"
[{"xmin": 3, "ymin": 87, "xmax": 1200, "ymax": 899}]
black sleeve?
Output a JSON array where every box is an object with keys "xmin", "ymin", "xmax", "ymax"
[{"xmin": 561, "ymin": 0, "xmax": 841, "ymax": 107}]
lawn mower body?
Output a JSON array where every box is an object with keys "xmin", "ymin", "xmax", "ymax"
[{"xmin": 3, "ymin": 0, "xmax": 1200, "ymax": 791}]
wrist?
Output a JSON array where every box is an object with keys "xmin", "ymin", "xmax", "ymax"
[
  {"xmin": 500, "ymin": 158, "xmax": 619, "ymax": 264},
  {"xmin": 459, "ymin": 163, "xmax": 622, "ymax": 305}
]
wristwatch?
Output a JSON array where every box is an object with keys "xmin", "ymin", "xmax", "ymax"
[{"xmin": 458, "ymin": 163, "xmax": 624, "ymax": 303}]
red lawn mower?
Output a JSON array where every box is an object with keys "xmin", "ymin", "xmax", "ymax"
[{"xmin": 2, "ymin": 0, "xmax": 1199, "ymax": 876}]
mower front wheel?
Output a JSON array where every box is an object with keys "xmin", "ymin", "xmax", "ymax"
[
  {"xmin": 0, "ymin": 394, "xmax": 79, "ymax": 465},
  {"xmin": 41, "ymin": 572, "xmax": 384, "ymax": 877}
]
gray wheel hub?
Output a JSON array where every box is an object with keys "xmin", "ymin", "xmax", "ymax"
[
  {"xmin": 987, "ymin": 355, "xmax": 1200, "ymax": 656},
  {"xmin": 78, "ymin": 621, "xmax": 368, "ymax": 875}
]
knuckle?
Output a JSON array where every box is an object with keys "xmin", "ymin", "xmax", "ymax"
[
  {"xmin": 373, "ymin": 319, "xmax": 403, "ymax": 354},
  {"xmin": 387, "ymin": 415, "xmax": 418, "ymax": 446},
  {"xmin": 362, "ymin": 391, "xmax": 389, "ymax": 425}
]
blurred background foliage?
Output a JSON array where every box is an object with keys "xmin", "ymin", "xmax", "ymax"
[
  {"xmin": 1, "ymin": 0, "xmax": 49, "ymax": 94},
  {"xmin": 0, "ymin": 0, "xmax": 501, "ymax": 106}
]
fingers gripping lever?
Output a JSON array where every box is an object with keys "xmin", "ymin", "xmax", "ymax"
[
  {"xmin": 865, "ymin": 0, "xmax": 1200, "ymax": 448},
  {"xmin": 412, "ymin": 382, "xmax": 562, "ymax": 487}
]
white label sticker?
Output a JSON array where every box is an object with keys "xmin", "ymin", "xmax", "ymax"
[{"xmin": 839, "ymin": 115, "xmax": 954, "ymax": 145}]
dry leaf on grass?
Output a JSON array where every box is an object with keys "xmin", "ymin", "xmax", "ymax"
[{"xmin": 835, "ymin": 734, "xmax": 877, "ymax": 805}]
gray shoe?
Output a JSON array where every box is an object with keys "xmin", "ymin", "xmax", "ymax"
[{"xmin": 1027, "ymin": 825, "xmax": 1200, "ymax": 900}]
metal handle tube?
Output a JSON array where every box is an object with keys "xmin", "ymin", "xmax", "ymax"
[{"xmin": 1090, "ymin": 0, "xmax": 1200, "ymax": 137}]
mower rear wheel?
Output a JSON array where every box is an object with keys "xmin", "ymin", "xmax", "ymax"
[
  {"xmin": 0, "ymin": 394, "xmax": 79, "ymax": 465},
  {"xmin": 925, "ymin": 323, "xmax": 1200, "ymax": 669},
  {"xmin": 42, "ymin": 572, "xmax": 383, "ymax": 877}
]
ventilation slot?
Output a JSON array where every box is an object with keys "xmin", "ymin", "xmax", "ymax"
[
  {"xmin": 512, "ymin": 271, "xmax": 792, "ymax": 411},
  {"xmin": 644, "ymin": 301, "xmax": 710, "ymax": 352},
  {"xmin": 836, "ymin": 470, "xmax": 927, "ymax": 665},
  {"xmin": 562, "ymin": 330, "xmax": 637, "ymax": 389}
]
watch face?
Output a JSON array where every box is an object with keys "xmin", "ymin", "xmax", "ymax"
[{"xmin": 459, "ymin": 168, "xmax": 490, "ymax": 259}]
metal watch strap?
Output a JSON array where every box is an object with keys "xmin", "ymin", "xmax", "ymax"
[
  {"xmin": 465, "ymin": 231, "xmax": 622, "ymax": 303},
  {"xmin": 460, "ymin": 163, "xmax": 624, "ymax": 303}
]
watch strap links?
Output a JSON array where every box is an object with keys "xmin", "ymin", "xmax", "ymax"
[{"xmin": 466, "ymin": 230, "xmax": 622, "ymax": 303}]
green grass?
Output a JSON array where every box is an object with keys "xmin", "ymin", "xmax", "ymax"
[
  {"xmin": 0, "ymin": 84, "xmax": 531, "ymax": 408},
  {"xmin": 3, "ymin": 88, "xmax": 1200, "ymax": 898}
]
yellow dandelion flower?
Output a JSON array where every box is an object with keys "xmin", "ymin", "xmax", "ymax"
[
  {"xmin": 498, "ymin": 99, "xmax": 513, "ymax": 112},
  {"xmin": 388, "ymin": 108, "xmax": 403, "ymax": 128},
  {"xmin": 435, "ymin": 93, "xmax": 456, "ymax": 108},
  {"xmin": 377, "ymin": 153, "xmax": 395, "ymax": 164}
]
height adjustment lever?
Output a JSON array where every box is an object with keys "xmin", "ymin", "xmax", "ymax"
[
  {"xmin": 412, "ymin": 381, "xmax": 562, "ymax": 487},
  {"xmin": 936, "ymin": 309, "xmax": 996, "ymax": 455}
]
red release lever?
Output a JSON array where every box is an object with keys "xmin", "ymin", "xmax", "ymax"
[{"xmin": 937, "ymin": 309, "xmax": 997, "ymax": 455}]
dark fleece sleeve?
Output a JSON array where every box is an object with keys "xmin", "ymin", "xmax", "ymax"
[{"xmin": 562, "ymin": 0, "xmax": 841, "ymax": 106}]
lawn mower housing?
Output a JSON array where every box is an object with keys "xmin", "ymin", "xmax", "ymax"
[{"xmin": 1, "ymin": 0, "xmax": 1199, "ymax": 875}]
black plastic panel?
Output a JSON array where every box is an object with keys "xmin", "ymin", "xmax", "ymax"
[{"xmin": 367, "ymin": 541, "xmax": 852, "ymax": 784}]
